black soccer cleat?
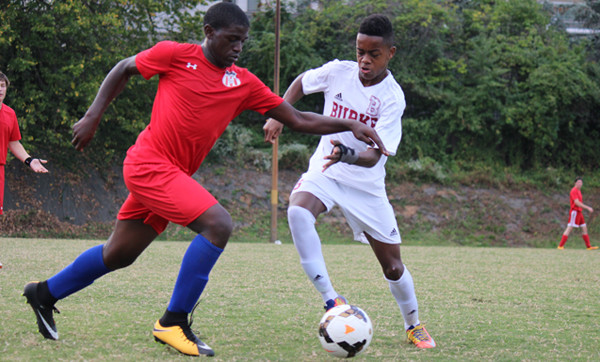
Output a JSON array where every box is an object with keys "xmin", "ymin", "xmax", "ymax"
[{"xmin": 23, "ymin": 281, "xmax": 60, "ymax": 340}]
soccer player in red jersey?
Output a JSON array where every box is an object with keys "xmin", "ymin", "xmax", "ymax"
[
  {"xmin": 22, "ymin": 2, "xmax": 387, "ymax": 357},
  {"xmin": 558, "ymin": 177, "xmax": 598, "ymax": 250},
  {"xmin": 0, "ymin": 71, "xmax": 49, "ymax": 270},
  {"xmin": 0, "ymin": 71, "xmax": 49, "ymax": 216}
]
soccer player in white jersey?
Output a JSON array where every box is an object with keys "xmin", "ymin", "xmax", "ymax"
[{"xmin": 264, "ymin": 14, "xmax": 435, "ymax": 349}]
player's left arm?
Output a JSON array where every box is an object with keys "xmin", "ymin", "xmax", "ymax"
[
  {"xmin": 265, "ymin": 101, "xmax": 388, "ymax": 155},
  {"xmin": 574, "ymin": 198, "xmax": 593, "ymax": 213},
  {"xmin": 322, "ymin": 139, "xmax": 381, "ymax": 171},
  {"xmin": 7, "ymin": 140, "xmax": 49, "ymax": 173},
  {"xmin": 323, "ymin": 99, "xmax": 402, "ymax": 171}
]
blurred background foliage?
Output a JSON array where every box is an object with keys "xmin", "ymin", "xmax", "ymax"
[{"xmin": 1, "ymin": 0, "xmax": 599, "ymax": 177}]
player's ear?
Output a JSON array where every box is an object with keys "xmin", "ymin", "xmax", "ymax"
[
  {"xmin": 203, "ymin": 24, "xmax": 215, "ymax": 39},
  {"xmin": 388, "ymin": 45, "xmax": 396, "ymax": 59}
]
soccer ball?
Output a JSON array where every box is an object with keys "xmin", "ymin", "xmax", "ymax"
[{"xmin": 318, "ymin": 304, "xmax": 373, "ymax": 358}]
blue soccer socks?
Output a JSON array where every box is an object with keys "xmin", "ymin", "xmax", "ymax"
[
  {"xmin": 47, "ymin": 244, "xmax": 111, "ymax": 300},
  {"xmin": 167, "ymin": 234, "xmax": 223, "ymax": 313}
]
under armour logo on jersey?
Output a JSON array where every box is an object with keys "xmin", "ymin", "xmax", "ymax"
[
  {"xmin": 186, "ymin": 62, "xmax": 197, "ymax": 70},
  {"xmin": 222, "ymin": 70, "xmax": 241, "ymax": 87},
  {"xmin": 390, "ymin": 228, "xmax": 398, "ymax": 237},
  {"xmin": 335, "ymin": 93, "xmax": 343, "ymax": 101}
]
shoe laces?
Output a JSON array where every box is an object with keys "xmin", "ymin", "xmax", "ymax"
[
  {"xmin": 183, "ymin": 300, "xmax": 202, "ymax": 343},
  {"xmin": 409, "ymin": 325, "xmax": 430, "ymax": 342}
]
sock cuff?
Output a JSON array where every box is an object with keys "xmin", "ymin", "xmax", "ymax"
[
  {"xmin": 384, "ymin": 264, "xmax": 410, "ymax": 284},
  {"xmin": 194, "ymin": 233, "xmax": 223, "ymax": 255},
  {"xmin": 288, "ymin": 205, "xmax": 316, "ymax": 224}
]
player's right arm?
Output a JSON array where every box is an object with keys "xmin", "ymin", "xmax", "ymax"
[
  {"xmin": 72, "ymin": 56, "xmax": 141, "ymax": 151},
  {"xmin": 263, "ymin": 72, "xmax": 306, "ymax": 144}
]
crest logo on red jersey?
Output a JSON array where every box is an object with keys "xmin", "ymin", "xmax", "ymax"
[{"xmin": 222, "ymin": 70, "xmax": 241, "ymax": 88}]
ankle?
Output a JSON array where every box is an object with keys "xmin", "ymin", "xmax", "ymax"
[
  {"xmin": 38, "ymin": 281, "xmax": 58, "ymax": 306},
  {"xmin": 160, "ymin": 309, "xmax": 188, "ymax": 327}
]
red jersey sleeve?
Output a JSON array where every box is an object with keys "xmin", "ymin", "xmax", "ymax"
[
  {"xmin": 135, "ymin": 41, "xmax": 177, "ymax": 80},
  {"xmin": 242, "ymin": 72, "xmax": 284, "ymax": 115},
  {"xmin": 0, "ymin": 105, "xmax": 22, "ymax": 165}
]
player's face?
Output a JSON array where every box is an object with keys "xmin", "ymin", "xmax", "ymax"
[
  {"xmin": 356, "ymin": 33, "xmax": 395, "ymax": 87},
  {"xmin": 0, "ymin": 80, "xmax": 6, "ymax": 104},
  {"xmin": 203, "ymin": 23, "xmax": 249, "ymax": 69},
  {"xmin": 575, "ymin": 179, "xmax": 583, "ymax": 189}
]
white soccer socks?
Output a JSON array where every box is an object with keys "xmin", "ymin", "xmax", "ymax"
[{"xmin": 288, "ymin": 206, "xmax": 338, "ymax": 302}]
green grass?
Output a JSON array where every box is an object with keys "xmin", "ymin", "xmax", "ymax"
[{"xmin": 1, "ymin": 238, "xmax": 599, "ymax": 361}]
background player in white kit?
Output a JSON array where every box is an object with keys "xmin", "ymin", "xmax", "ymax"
[{"xmin": 264, "ymin": 14, "xmax": 435, "ymax": 349}]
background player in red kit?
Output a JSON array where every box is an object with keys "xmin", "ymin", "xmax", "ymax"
[
  {"xmin": 22, "ymin": 2, "xmax": 387, "ymax": 357},
  {"xmin": 1, "ymin": 71, "xmax": 49, "ymax": 270},
  {"xmin": 558, "ymin": 177, "xmax": 597, "ymax": 250},
  {"xmin": 0, "ymin": 71, "xmax": 49, "ymax": 216}
]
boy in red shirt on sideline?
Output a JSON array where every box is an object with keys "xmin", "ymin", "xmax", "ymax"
[
  {"xmin": 558, "ymin": 177, "xmax": 598, "ymax": 250},
  {"xmin": 1, "ymin": 71, "xmax": 49, "ymax": 270}
]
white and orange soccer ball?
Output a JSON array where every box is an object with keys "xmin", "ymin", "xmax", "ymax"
[{"xmin": 318, "ymin": 304, "xmax": 373, "ymax": 358}]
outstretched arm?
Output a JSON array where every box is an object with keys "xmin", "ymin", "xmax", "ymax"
[
  {"xmin": 265, "ymin": 101, "xmax": 388, "ymax": 155},
  {"xmin": 8, "ymin": 141, "xmax": 48, "ymax": 173},
  {"xmin": 71, "ymin": 56, "xmax": 141, "ymax": 151},
  {"xmin": 263, "ymin": 72, "xmax": 306, "ymax": 144}
]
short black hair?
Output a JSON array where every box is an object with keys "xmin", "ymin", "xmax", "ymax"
[
  {"xmin": 204, "ymin": 2, "xmax": 249, "ymax": 30},
  {"xmin": 358, "ymin": 14, "xmax": 394, "ymax": 45},
  {"xmin": 575, "ymin": 176, "xmax": 583, "ymax": 183}
]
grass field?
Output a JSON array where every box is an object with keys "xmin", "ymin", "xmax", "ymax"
[{"xmin": 0, "ymin": 237, "xmax": 599, "ymax": 361}]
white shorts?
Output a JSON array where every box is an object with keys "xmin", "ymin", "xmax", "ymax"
[{"xmin": 291, "ymin": 171, "xmax": 401, "ymax": 244}]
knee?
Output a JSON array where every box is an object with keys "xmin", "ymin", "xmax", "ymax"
[
  {"xmin": 209, "ymin": 212, "xmax": 233, "ymax": 242},
  {"xmin": 383, "ymin": 262, "xmax": 405, "ymax": 281},
  {"xmin": 288, "ymin": 206, "xmax": 315, "ymax": 226},
  {"xmin": 190, "ymin": 207, "xmax": 233, "ymax": 248},
  {"xmin": 102, "ymin": 244, "xmax": 137, "ymax": 270}
]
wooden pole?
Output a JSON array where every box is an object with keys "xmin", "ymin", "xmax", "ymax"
[{"xmin": 270, "ymin": 0, "xmax": 281, "ymax": 244}]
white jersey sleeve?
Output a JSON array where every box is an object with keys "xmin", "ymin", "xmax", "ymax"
[{"xmin": 301, "ymin": 60, "xmax": 405, "ymax": 196}]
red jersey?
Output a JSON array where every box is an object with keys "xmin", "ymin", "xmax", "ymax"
[
  {"xmin": 570, "ymin": 186, "xmax": 583, "ymax": 212},
  {"xmin": 0, "ymin": 104, "xmax": 22, "ymax": 165},
  {"xmin": 128, "ymin": 41, "xmax": 284, "ymax": 175}
]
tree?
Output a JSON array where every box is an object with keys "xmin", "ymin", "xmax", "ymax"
[{"xmin": 0, "ymin": 0, "xmax": 206, "ymax": 167}]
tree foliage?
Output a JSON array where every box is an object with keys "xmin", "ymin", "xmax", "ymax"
[
  {"xmin": 0, "ymin": 0, "xmax": 205, "ymax": 166},
  {"xmin": 1, "ymin": 0, "xmax": 599, "ymax": 172}
]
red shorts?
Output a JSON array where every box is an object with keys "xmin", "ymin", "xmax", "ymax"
[
  {"xmin": 567, "ymin": 209, "xmax": 585, "ymax": 228},
  {"xmin": 0, "ymin": 165, "xmax": 4, "ymax": 215},
  {"xmin": 118, "ymin": 163, "xmax": 218, "ymax": 234}
]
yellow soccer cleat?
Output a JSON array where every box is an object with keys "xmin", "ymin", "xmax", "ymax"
[
  {"xmin": 153, "ymin": 320, "xmax": 214, "ymax": 356},
  {"xmin": 407, "ymin": 324, "xmax": 436, "ymax": 349},
  {"xmin": 587, "ymin": 246, "xmax": 598, "ymax": 250},
  {"xmin": 557, "ymin": 246, "xmax": 565, "ymax": 250}
]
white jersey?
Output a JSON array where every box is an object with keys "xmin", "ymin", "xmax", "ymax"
[{"xmin": 302, "ymin": 59, "xmax": 405, "ymax": 196}]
